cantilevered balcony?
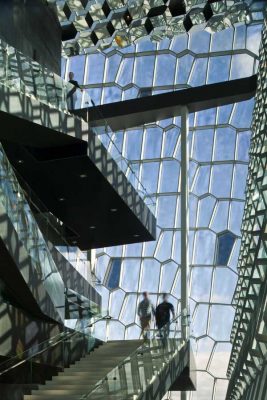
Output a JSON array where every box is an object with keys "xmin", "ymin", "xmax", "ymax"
[{"xmin": 0, "ymin": 38, "xmax": 156, "ymax": 250}]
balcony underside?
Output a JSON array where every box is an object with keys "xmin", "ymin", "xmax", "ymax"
[{"xmin": 0, "ymin": 85, "xmax": 156, "ymax": 250}]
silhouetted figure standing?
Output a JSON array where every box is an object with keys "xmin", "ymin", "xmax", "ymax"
[
  {"xmin": 67, "ymin": 71, "xmax": 82, "ymax": 110},
  {"xmin": 137, "ymin": 292, "xmax": 155, "ymax": 340},
  {"xmin": 156, "ymin": 294, "xmax": 175, "ymax": 338}
]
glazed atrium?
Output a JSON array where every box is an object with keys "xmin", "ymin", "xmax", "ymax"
[{"xmin": 0, "ymin": 1, "xmax": 266, "ymax": 400}]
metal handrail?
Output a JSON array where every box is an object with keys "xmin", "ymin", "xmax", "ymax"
[
  {"xmin": 0, "ymin": 314, "xmax": 109, "ymax": 377},
  {"xmin": 80, "ymin": 313, "xmax": 184, "ymax": 399}
]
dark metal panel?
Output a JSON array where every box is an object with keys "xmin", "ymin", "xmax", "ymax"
[
  {"xmin": 82, "ymin": 75, "xmax": 257, "ymax": 131},
  {"xmin": 3, "ymin": 142, "xmax": 156, "ymax": 250}
]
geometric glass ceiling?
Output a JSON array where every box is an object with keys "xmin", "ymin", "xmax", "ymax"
[
  {"xmin": 50, "ymin": 0, "xmax": 259, "ymax": 54},
  {"xmin": 60, "ymin": 4, "xmax": 265, "ymax": 400}
]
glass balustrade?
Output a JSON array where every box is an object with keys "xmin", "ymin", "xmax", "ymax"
[
  {"xmin": 0, "ymin": 314, "xmax": 108, "ymax": 384},
  {"xmin": 80, "ymin": 315, "xmax": 186, "ymax": 399},
  {"xmin": 0, "ymin": 36, "xmax": 155, "ymax": 213},
  {"xmin": 0, "ymin": 38, "xmax": 71, "ymax": 113},
  {"xmin": 0, "ymin": 143, "xmax": 66, "ymax": 320}
]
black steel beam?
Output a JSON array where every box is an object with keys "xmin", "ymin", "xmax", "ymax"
[{"xmin": 78, "ymin": 75, "xmax": 257, "ymax": 131}]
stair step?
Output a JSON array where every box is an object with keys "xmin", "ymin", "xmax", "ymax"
[
  {"xmin": 24, "ymin": 340, "xmax": 150, "ymax": 400},
  {"xmin": 33, "ymin": 384, "xmax": 95, "ymax": 390},
  {"xmin": 25, "ymin": 396, "xmax": 133, "ymax": 400},
  {"xmin": 24, "ymin": 396, "xmax": 83, "ymax": 400},
  {"xmin": 31, "ymin": 389, "xmax": 93, "ymax": 395}
]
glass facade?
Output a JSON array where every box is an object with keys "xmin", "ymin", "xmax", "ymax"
[
  {"xmin": 59, "ymin": 5, "xmax": 266, "ymax": 400},
  {"xmin": 226, "ymin": 16, "xmax": 267, "ymax": 400},
  {"xmin": 52, "ymin": 0, "xmax": 261, "ymax": 54}
]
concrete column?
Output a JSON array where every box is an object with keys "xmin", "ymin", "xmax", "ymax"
[{"xmin": 180, "ymin": 106, "xmax": 189, "ymax": 343}]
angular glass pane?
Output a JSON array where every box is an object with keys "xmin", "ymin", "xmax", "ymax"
[
  {"xmin": 191, "ymin": 267, "xmax": 212, "ymax": 302},
  {"xmin": 211, "ymin": 201, "xmax": 229, "ymax": 232},
  {"xmin": 232, "ymin": 164, "xmax": 248, "ymax": 199},
  {"xmin": 102, "ymin": 86, "xmax": 121, "ymax": 103},
  {"xmin": 193, "ymin": 129, "xmax": 214, "ymax": 162},
  {"xmin": 108, "ymin": 321, "xmax": 125, "ymax": 340},
  {"xmin": 212, "ymin": 268, "xmax": 237, "ymax": 304},
  {"xmin": 196, "ymin": 337, "xmax": 214, "ymax": 370},
  {"xmin": 230, "ymin": 98, "xmax": 254, "ymax": 128},
  {"xmin": 173, "ymin": 231, "xmax": 181, "ymax": 264},
  {"xmin": 110, "ymin": 289, "xmax": 125, "ymax": 318},
  {"xmin": 163, "ymin": 128, "xmax": 179, "ymax": 157},
  {"xmin": 124, "ymin": 129, "xmax": 143, "ymax": 160},
  {"xmin": 196, "ymin": 108, "xmax": 216, "ymax": 126},
  {"xmin": 211, "ymin": 164, "xmax": 233, "ymax": 198},
  {"xmin": 172, "ymin": 269, "xmax": 181, "ymax": 297},
  {"xmin": 157, "ymin": 196, "xmax": 177, "ymax": 228},
  {"xmin": 86, "ymin": 53, "xmax": 105, "ymax": 84},
  {"xmin": 194, "ymin": 230, "xmax": 216, "ymax": 265},
  {"xmin": 155, "ymin": 54, "xmax": 176, "ymax": 86},
  {"xmin": 236, "ymin": 131, "xmax": 251, "ymax": 162},
  {"xmin": 189, "ymin": 58, "xmax": 208, "ymax": 86},
  {"xmin": 125, "ymin": 242, "xmax": 143, "ymax": 257},
  {"xmin": 228, "ymin": 239, "xmax": 241, "ymax": 271},
  {"xmin": 171, "ymin": 33, "xmax": 188, "ymax": 53},
  {"xmin": 192, "ymin": 372, "xmax": 214, "ymax": 400},
  {"xmin": 191, "ymin": 304, "xmax": 209, "ymax": 337},
  {"xmin": 117, "ymin": 58, "xmax": 134, "ymax": 86},
  {"xmin": 160, "ymin": 261, "xmax": 178, "ymax": 293},
  {"xmin": 197, "ymin": 195, "xmax": 216, "ymax": 227},
  {"xmin": 246, "ymin": 23, "xmax": 263, "ymax": 55},
  {"xmin": 214, "ymin": 379, "xmax": 229, "ymax": 399},
  {"xmin": 143, "ymin": 127, "xmax": 163, "ymax": 159},
  {"xmin": 211, "ymin": 28, "xmax": 234, "ymax": 52},
  {"xmin": 143, "ymin": 227, "xmax": 160, "ymax": 257},
  {"xmin": 193, "ymin": 166, "xmax": 211, "ymax": 196},
  {"xmin": 126, "ymin": 324, "xmax": 141, "ymax": 340},
  {"xmin": 214, "ymin": 127, "xmax": 236, "ymax": 161},
  {"xmin": 106, "ymin": 258, "xmax": 122, "ymax": 289},
  {"xmin": 155, "ymin": 231, "xmax": 173, "ymax": 262},
  {"xmin": 120, "ymin": 294, "xmax": 137, "ymax": 325},
  {"xmin": 123, "ymin": 86, "xmax": 139, "ymax": 100},
  {"xmin": 96, "ymin": 254, "xmax": 110, "ymax": 282},
  {"xmin": 105, "ymin": 53, "xmax": 121, "ymax": 82},
  {"xmin": 207, "ymin": 56, "xmax": 230, "ymax": 83},
  {"xmin": 160, "ymin": 160, "xmax": 179, "ymax": 193},
  {"xmin": 141, "ymin": 162, "xmax": 160, "ymax": 193},
  {"xmin": 229, "ymin": 201, "xmax": 244, "ymax": 235},
  {"xmin": 189, "ymin": 30, "xmax": 210, "ymax": 53},
  {"xmin": 176, "ymin": 54, "xmax": 194, "ymax": 84},
  {"xmin": 216, "ymin": 232, "xmax": 236, "ymax": 266},
  {"xmin": 230, "ymin": 54, "xmax": 254, "ymax": 79},
  {"xmin": 69, "ymin": 55, "xmax": 85, "ymax": 83},
  {"xmin": 209, "ymin": 305, "xmax": 234, "ymax": 341},
  {"xmin": 234, "ymin": 24, "xmax": 246, "ymax": 50},
  {"xmin": 189, "ymin": 194, "xmax": 198, "ymax": 228},
  {"xmin": 217, "ymin": 104, "xmax": 233, "ymax": 124},
  {"xmin": 134, "ymin": 55, "xmax": 155, "ymax": 87},
  {"xmin": 107, "ymin": 245, "xmax": 123, "ymax": 257},
  {"xmin": 140, "ymin": 259, "xmax": 160, "ymax": 292},
  {"xmin": 121, "ymin": 259, "xmax": 141, "ymax": 291}
]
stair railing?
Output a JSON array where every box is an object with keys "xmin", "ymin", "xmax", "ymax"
[
  {"xmin": 0, "ymin": 313, "xmax": 110, "ymax": 383},
  {"xmin": 79, "ymin": 313, "xmax": 188, "ymax": 399}
]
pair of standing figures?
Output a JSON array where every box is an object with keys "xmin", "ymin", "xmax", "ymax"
[{"xmin": 138, "ymin": 292, "xmax": 175, "ymax": 339}]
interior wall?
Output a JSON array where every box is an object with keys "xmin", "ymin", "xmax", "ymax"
[
  {"xmin": 0, "ymin": 302, "xmax": 60, "ymax": 359},
  {"xmin": 0, "ymin": 0, "xmax": 61, "ymax": 74}
]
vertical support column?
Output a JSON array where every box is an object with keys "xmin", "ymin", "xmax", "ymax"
[
  {"xmin": 181, "ymin": 106, "xmax": 189, "ymax": 342},
  {"xmin": 181, "ymin": 106, "xmax": 189, "ymax": 400}
]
